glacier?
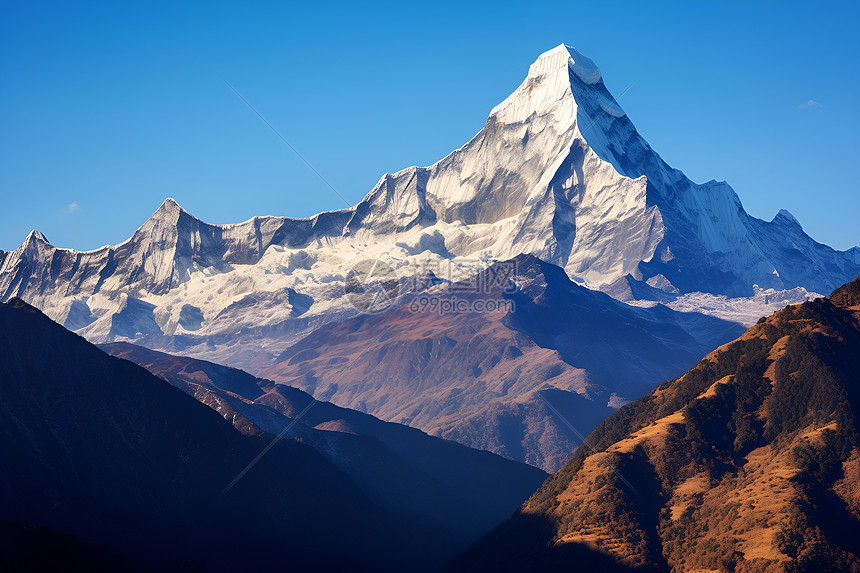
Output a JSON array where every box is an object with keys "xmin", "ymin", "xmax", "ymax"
[{"xmin": 1, "ymin": 43, "xmax": 857, "ymax": 371}]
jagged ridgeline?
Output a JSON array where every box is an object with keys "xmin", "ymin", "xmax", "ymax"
[
  {"xmin": 0, "ymin": 45, "xmax": 857, "ymax": 374},
  {"xmin": 448, "ymin": 276, "xmax": 860, "ymax": 572},
  {"xmin": 262, "ymin": 254, "xmax": 745, "ymax": 472}
]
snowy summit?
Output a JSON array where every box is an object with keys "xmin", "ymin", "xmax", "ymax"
[{"xmin": 0, "ymin": 43, "xmax": 858, "ymax": 369}]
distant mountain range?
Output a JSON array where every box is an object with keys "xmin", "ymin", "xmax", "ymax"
[
  {"xmin": 0, "ymin": 45, "xmax": 855, "ymax": 373},
  {"xmin": 100, "ymin": 340, "xmax": 546, "ymax": 548},
  {"xmin": 448, "ymin": 276, "xmax": 860, "ymax": 572},
  {"xmin": 0, "ymin": 298, "xmax": 542, "ymax": 572},
  {"xmin": 263, "ymin": 254, "xmax": 744, "ymax": 471},
  {"xmin": 2, "ymin": 42, "xmax": 859, "ymax": 573}
]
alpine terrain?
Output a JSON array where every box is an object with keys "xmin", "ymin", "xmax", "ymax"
[
  {"xmin": 2, "ymin": 38, "xmax": 859, "ymax": 573},
  {"xmin": 448, "ymin": 276, "xmax": 860, "ymax": 572},
  {"xmin": 263, "ymin": 254, "xmax": 744, "ymax": 471},
  {"xmin": 0, "ymin": 44, "xmax": 856, "ymax": 374},
  {"xmin": 99, "ymin": 340, "xmax": 547, "ymax": 547},
  {"xmin": 0, "ymin": 298, "xmax": 543, "ymax": 571}
]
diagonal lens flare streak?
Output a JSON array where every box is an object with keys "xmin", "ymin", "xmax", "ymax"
[
  {"xmin": 220, "ymin": 328, "xmax": 388, "ymax": 496},
  {"xmin": 218, "ymin": 82, "xmax": 416, "ymax": 495},
  {"xmin": 220, "ymin": 397, "xmax": 318, "ymax": 496},
  {"xmin": 222, "ymin": 79, "xmax": 353, "ymax": 209},
  {"xmin": 578, "ymin": 81, "xmax": 635, "ymax": 137},
  {"xmin": 466, "ymin": 324, "xmax": 640, "ymax": 496},
  {"xmin": 535, "ymin": 389, "xmax": 639, "ymax": 495},
  {"xmin": 219, "ymin": 72, "xmax": 638, "ymax": 497}
]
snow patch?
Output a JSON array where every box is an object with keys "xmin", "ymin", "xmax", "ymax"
[
  {"xmin": 774, "ymin": 208, "xmax": 801, "ymax": 228},
  {"xmin": 664, "ymin": 287, "xmax": 822, "ymax": 327},
  {"xmin": 2, "ymin": 42, "xmax": 858, "ymax": 374},
  {"xmin": 645, "ymin": 274, "xmax": 679, "ymax": 294},
  {"xmin": 597, "ymin": 92, "xmax": 625, "ymax": 117},
  {"xmin": 564, "ymin": 45, "xmax": 601, "ymax": 85}
]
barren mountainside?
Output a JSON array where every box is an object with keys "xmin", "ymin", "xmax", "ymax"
[
  {"xmin": 449, "ymin": 276, "xmax": 860, "ymax": 572},
  {"xmin": 265, "ymin": 254, "xmax": 744, "ymax": 471}
]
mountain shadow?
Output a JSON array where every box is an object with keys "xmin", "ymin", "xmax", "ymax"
[
  {"xmin": 99, "ymin": 340, "xmax": 548, "ymax": 557},
  {"xmin": 448, "ymin": 276, "xmax": 860, "ymax": 572},
  {"xmin": 0, "ymin": 298, "xmax": 451, "ymax": 572}
]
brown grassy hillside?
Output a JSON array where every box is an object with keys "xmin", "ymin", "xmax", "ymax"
[{"xmin": 449, "ymin": 276, "xmax": 860, "ymax": 573}]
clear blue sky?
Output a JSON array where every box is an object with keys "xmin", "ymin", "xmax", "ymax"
[{"xmin": 1, "ymin": 0, "xmax": 858, "ymax": 252}]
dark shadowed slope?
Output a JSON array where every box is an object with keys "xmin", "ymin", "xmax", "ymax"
[
  {"xmin": 100, "ymin": 341, "xmax": 547, "ymax": 553},
  {"xmin": 0, "ymin": 299, "xmax": 449, "ymax": 573},
  {"xmin": 448, "ymin": 276, "xmax": 860, "ymax": 572},
  {"xmin": 0, "ymin": 522, "xmax": 139, "ymax": 573},
  {"xmin": 263, "ymin": 254, "xmax": 744, "ymax": 471}
]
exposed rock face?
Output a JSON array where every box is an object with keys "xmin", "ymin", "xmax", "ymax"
[
  {"xmin": 448, "ymin": 276, "xmax": 860, "ymax": 572},
  {"xmin": 0, "ymin": 45, "xmax": 856, "ymax": 370},
  {"xmin": 263, "ymin": 255, "xmax": 745, "ymax": 472}
]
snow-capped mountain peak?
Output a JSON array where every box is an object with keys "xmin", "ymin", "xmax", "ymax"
[
  {"xmin": 1, "ymin": 43, "xmax": 857, "ymax": 370},
  {"xmin": 23, "ymin": 230, "xmax": 49, "ymax": 246},
  {"xmin": 527, "ymin": 44, "xmax": 602, "ymax": 86},
  {"xmin": 489, "ymin": 44, "xmax": 601, "ymax": 125},
  {"xmin": 153, "ymin": 196, "xmax": 184, "ymax": 216},
  {"xmin": 138, "ymin": 197, "xmax": 196, "ymax": 231},
  {"xmin": 774, "ymin": 208, "xmax": 801, "ymax": 228}
]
